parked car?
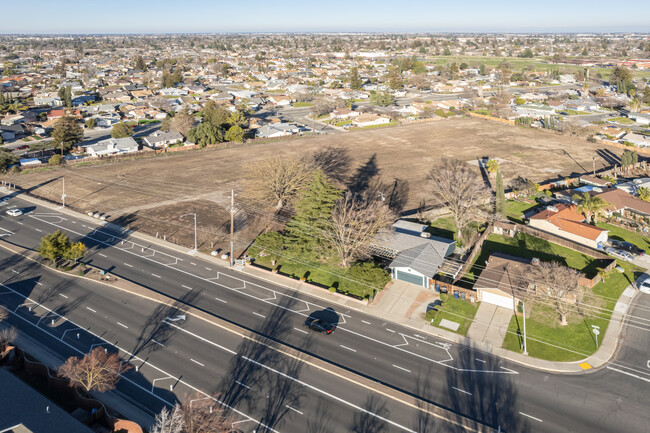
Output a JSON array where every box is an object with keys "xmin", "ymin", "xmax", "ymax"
[
  {"xmin": 6, "ymin": 208, "xmax": 23, "ymax": 216},
  {"xmin": 303, "ymin": 318, "xmax": 336, "ymax": 335},
  {"xmin": 639, "ymin": 277, "xmax": 650, "ymax": 294},
  {"xmin": 605, "ymin": 247, "xmax": 634, "ymax": 262},
  {"xmin": 610, "ymin": 240, "xmax": 645, "ymax": 256}
]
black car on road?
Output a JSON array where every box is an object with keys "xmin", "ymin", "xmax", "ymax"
[
  {"xmin": 303, "ymin": 318, "xmax": 336, "ymax": 335},
  {"xmin": 610, "ymin": 240, "xmax": 645, "ymax": 256}
]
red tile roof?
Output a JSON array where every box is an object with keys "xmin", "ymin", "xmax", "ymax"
[{"xmin": 529, "ymin": 203, "xmax": 607, "ymax": 241}]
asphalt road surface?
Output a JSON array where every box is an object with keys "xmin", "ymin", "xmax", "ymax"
[{"xmin": 0, "ymin": 191, "xmax": 648, "ymax": 433}]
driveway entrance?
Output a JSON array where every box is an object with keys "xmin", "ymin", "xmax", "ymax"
[{"xmin": 467, "ymin": 302, "xmax": 514, "ymax": 348}]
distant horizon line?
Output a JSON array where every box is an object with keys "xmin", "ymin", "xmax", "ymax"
[{"xmin": 1, "ymin": 31, "xmax": 649, "ymax": 37}]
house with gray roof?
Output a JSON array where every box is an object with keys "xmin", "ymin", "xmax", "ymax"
[
  {"xmin": 143, "ymin": 130, "xmax": 184, "ymax": 148},
  {"xmin": 86, "ymin": 137, "xmax": 139, "ymax": 157},
  {"xmin": 370, "ymin": 220, "xmax": 456, "ymax": 288}
]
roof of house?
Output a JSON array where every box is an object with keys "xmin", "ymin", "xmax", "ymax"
[
  {"xmin": 596, "ymin": 187, "xmax": 650, "ymax": 216},
  {"xmin": 0, "ymin": 369, "xmax": 95, "ymax": 433},
  {"xmin": 473, "ymin": 252, "xmax": 532, "ymax": 294},
  {"xmin": 144, "ymin": 130, "xmax": 183, "ymax": 144},
  {"xmin": 580, "ymin": 174, "xmax": 609, "ymax": 186},
  {"xmin": 87, "ymin": 137, "xmax": 138, "ymax": 153},
  {"xmin": 529, "ymin": 203, "xmax": 607, "ymax": 241},
  {"xmin": 389, "ymin": 241, "xmax": 453, "ymax": 277}
]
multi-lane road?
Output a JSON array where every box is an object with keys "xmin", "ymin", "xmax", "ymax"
[{"xmin": 0, "ymin": 191, "xmax": 649, "ymax": 432}]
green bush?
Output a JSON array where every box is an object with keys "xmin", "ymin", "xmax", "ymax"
[
  {"xmin": 341, "ymin": 261, "xmax": 391, "ymax": 299},
  {"xmin": 329, "ymin": 287, "xmax": 336, "ymax": 293}
]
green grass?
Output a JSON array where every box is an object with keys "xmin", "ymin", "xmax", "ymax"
[
  {"xmin": 426, "ymin": 293, "xmax": 480, "ymax": 336},
  {"xmin": 426, "ymin": 216, "xmax": 457, "ymax": 240},
  {"xmin": 597, "ymin": 222, "xmax": 650, "ymax": 254},
  {"xmin": 292, "ymin": 102, "xmax": 314, "ymax": 107},
  {"xmin": 352, "ymin": 121, "xmax": 398, "ymax": 130},
  {"xmin": 505, "ymin": 199, "xmax": 537, "ymax": 224},
  {"xmin": 609, "ymin": 117, "xmax": 635, "ymax": 125},
  {"xmin": 502, "ymin": 262, "xmax": 642, "ymax": 361},
  {"xmin": 561, "ymin": 109, "xmax": 592, "ymax": 116},
  {"xmin": 334, "ymin": 120, "xmax": 351, "ymax": 127}
]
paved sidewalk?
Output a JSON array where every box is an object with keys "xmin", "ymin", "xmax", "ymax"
[{"xmin": 3, "ymin": 186, "xmax": 641, "ymax": 374}]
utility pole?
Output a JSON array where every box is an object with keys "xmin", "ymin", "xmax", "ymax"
[
  {"xmin": 592, "ymin": 154, "xmax": 596, "ymax": 176},
  {"xmin": 229, "ymin": 189, "xmax": 237, "ymax": 267},
  {"xmin": 522, "ymin": 301, "xmax": 528, "ymax": 356},
  {"xmin": 62, "ymin": 177, "xmax": 66, "ymax": 208}
]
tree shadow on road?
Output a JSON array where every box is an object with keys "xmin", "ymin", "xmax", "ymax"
[
  {"xmin": 306, "ymin": 399, "xmax": 335, "ymax": 433},
  {"xmin": 443, "ymin": 343, "xmax": 529, "ymax": 433},
  {"xmin": 350, "ymin": 394, "xmax": 389, "ymax": 433}
]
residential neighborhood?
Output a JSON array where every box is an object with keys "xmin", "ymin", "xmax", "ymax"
[{"xmin": 0, "ymin": 6, "xmax": 650, "ymax": 433}]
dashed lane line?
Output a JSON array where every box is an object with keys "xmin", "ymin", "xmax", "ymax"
[
  {"xmin": 86, "ymin": 306, "xmax": 96, "ymax": 313},
  {"xmin": 451, "ymin": 386, "xmax": 472, "ymax": 396},
  {"xmin": 117, "ymin": 322, "xmax": 129, "ymax": 329},
  {"xmin": 190, "ymin": 358, "xmax": 205, "ymax": 367},
  {"xmin": 392, "ymin": 364, "xmax": 411, "ymax": 373},
  {"xmin": 519, "ymin": 412, "xmax": 543, "ymax": 422}
]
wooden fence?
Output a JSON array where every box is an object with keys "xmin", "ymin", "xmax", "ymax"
[{"xmin": 515, "ymin": 223, "xmax": 610, "ymax": 259}]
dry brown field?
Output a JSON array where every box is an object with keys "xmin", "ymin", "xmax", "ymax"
[{"xmin": 3, "ymin": 118, "xmax": 621, "ymax": 254}]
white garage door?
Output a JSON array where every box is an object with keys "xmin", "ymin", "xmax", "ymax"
[{"xmin": 480, "ymin": 291, "xmax": 515, "ymax": 309}]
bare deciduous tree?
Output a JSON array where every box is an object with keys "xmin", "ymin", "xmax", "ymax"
[
  {"xmin": 529, "ymin": 261, "xmax": 583, "ymax": 326},
  {"xmin": 180, "ymin": 394, "xmax": 232, "ymax": 433},
  {"xmin": 246, "ymin": 156, "xmax": 313, "ymax": 209},
  {"xmin": 0, "ymin": 327, "xmax": 17, "ymax": 349},
  {"xmin": 171, "ymin": 109, "xmax": 196, "ymax": 136},
  {"xmin": 0, "ymin": 306, "xmax": 7, "ymax": 322},
  {"xmin": 151, "ymin": 404, "xmax": 185, "ymax": 433},
  {"xmin": 427, "ymin": 159, "xmax": 491, "ymax": 242},
  {"xmin": 58, "ymin": 347, "xmax": 131, "ymax": 392},
  {"xmin": 323, "ymin": 192, "xmax": 395, "ymax": 267}
]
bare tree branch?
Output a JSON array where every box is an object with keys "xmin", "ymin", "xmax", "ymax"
[
  {"xmin": 528, "ymin": 261, "xmax": 583, "ymax": 326},
  {"xmin": 180, "ymin": 393, "xmax": 232, "ymax": 433},
  {"xmin": 151, "ymin": 404, "xmax": 185, "ymax": 433},
  {"xmin": 323, "ymin": 192, "xmax": 395, "ymax": 267},
  {"xmin": 246, "ymin": 156, "xmax": 313, "ymax": 209},
  {"xmin": 58, "ymin": 347, "xmax": 131, "ymax": 392}
]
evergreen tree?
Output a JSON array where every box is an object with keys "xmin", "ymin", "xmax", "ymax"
[
  {"xmin": 349, "ymin": 67, "xmax": 362, "ymax": 90},
  {"xmin": 284, "ymin": 170, "xmax": 342, "ymax": 256},
  {"xmin": 52, "ymin": 115, "xmax": 83, "ymax": 154},
  {"xmin": 388, "ymin": 66, "xmax": 403, "ymax": 90},
  {"xmin": 64, "ymin": 86, "xmax": 72, "ymax": 108},
  {"xmin": 495, "ymin": 170, "xmax": 506, "ymax": 218}
]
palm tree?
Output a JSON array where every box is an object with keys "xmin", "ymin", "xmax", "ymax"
[{"xmin": 572, "ymin": 192, "xmax": 610, "ymax": 224}]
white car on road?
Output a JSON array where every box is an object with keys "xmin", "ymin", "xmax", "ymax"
[
  {"xmin": 639, "ymin": 276, "xmax": 650, "ymax": 295},
  {"xmin": 6, "ymin": 208, "xmax": 23, "ymax": 216}
]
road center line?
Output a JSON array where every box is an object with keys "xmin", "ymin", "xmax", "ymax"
[
  {"xmin": 285, "ymin": 405, "xmax": 303, "ymax": 415},
  {"xmin": 117, "ymin": 322, "xmax": 129, "ymax": 329},
  {"xmin": 86, "ymin": 306, "xmax": 96, "ymax": 313},
  {"xmin": 519, "ymin": 412, "xmax": 543, "ymax": 422},
  {"xmin": 392, "ymin": 364, "xmax": 411, "ymax": 373},
  {"xmin": 253, "ymin": 312, "xmax": 266, "ymax": 319},
  {"xmin": 190, "ymin": 358, "xmax": 205, "ymax": 367},
  {"xmin": 340, "ymin": 345, "xmax": 357, "ymax": 353},
  {"xmin": 451, "ymin": 386, "xmax": 472, "ymax": 396}
]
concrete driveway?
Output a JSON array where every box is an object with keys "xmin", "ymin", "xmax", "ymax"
[{"xmin": 467, "ymin": 303, "xmax": 514, "ymax": 348}]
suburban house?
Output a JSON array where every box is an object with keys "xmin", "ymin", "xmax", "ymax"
[
  {"xmin": 473, "ymin": 253, "xmax": 530, "ymax": 309},
  {"xmin": 579, "ymin": 174, "xmax": 611, "ymax": 188},
  {"xmin": 528, "ymin": 203, "xmax": 608, "ymax": 248},
  {"xmin": 615, "ymin": 178, "xmax": 650, "ymax": 197},
  {"xmin": 595, "ymin": 188, "xmax": 650, "ymax": 224},
  {"xmin": 143, "ymin": 130, "xmax": 184, "ymax": 148},
  {"xmin": 34, "ymin": 96, "xmax": 63, "ymax": 107},
  {"xmin": 352, "ymin": 113, "xmax": 391, "ymax": 127},
  {"xmin": 621, "ymin": 133, "xmax": 650, "ymax": 147},
  {"xmin": 330, "ymin": 108, "xmax": 360, "ymax": 120},
  {"xmin": 628, "ymin": 112, "xmax": 650, "ymax": 125},
  {"xmin": 266, "ymin": 95, "xmax": 294, "ymax": 106},
  {"xmin": 159, "ymin": 88, "xmax": 188, "ymax": 97},
  {"xmin": 370, "ymin": 220, "xmax": 456, "ymax": 289},
  {"xmin": 255, "ymin": 123, "xmax": 300, "ymax": 138},
  {"xmin": 86, "ymin": 137, "xmax": 139, "ymax": 157}
]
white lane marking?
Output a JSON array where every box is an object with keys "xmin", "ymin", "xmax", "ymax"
[
  {"xmin": 182, "ymin": 285, "xmax": 193, "ymax": 290},
  {"xmin": 0, "ymin": 227, "xmax": 15, "ymax": 234},
  {"xmin": 151, "ymin": 339, "xmax": 164, "ymax": 347},
  {"xmin": 340, "ymin": 345, "xmax": 357, "ymax": 353},
  {"xmin": 15, "ymin": 221, "xmax": 23, "ymax": 225},
  {"xmin": 152, "ymin": 273, "xmax": 161, "ymax": 278},
  {"xmin": 607, "ymin": 366, "xmax": 650, "ymax": 383},
  {"xmin": 392, "ymin": 364, "xmax": 411, "ymax": 373},
  {"xmin": 0, "ymin": 283, "xmax": 273, "ymax": 433},
  {"xmin": 253, "ymin": 312, "xmax": 266, "ymax": 319},
  {"xmin": 86, "ymin": 306, "xmax": 96, "ymax": 313},
  {"xmin": 244, "ymin": 357, "xmax": 417, "ymax": 433},
  {"xmin": 235, "ymin": 380, "xmax": 250, "ymax": 389},
  {"xmin": 124, "ymin": 263, "xmax": 133, "ymax": 267},
  {"xmin": 117, "ymin": 322, "xmax": 129, "ymax": 329},
  {"xmin": 190, "ymin": 358, "xmax": 205, "ymax": 367},
  {"xmin": 451, "ymin": 386, "xmax": 472, "ymax": 396},
  {"xmin": 214, "ymin": 297, "xmax": 227, "ymax": 303},
  {"xmin": 499, "ymin": 366, "xmax": 518, "ymax": 373},
  {"xmin": 11, "ymin": 269, "xmax": 19, "ymax": 274},
  {"xmin": 286, "ymin": 405, "xmax": 303, "ymax": 415},
  {"xmin": 58, "ymin": 293, "xmax": 68, "ymax": 299},
  {"xmin": 34, "ymin": 228, "xmax": 42, "ymax": 233},
  {"xmin": 519, "ymin": 412, "xmax": 543, "ymax": 422},
  {"xmin": 205, "ymin": 267, "xmax": 212, "ymax": 271},
  {"xmin": 361, "ymin": 320, "xmax": 371, "ymax": 325},
  {"xmin": 475, "ymin": 358, "xmax": 486, "ymax": 363},
  {"xmin": 98, "ymin": 253, "xmax": 107, "ymax": 257},
  {"xmin": 190, "ymin": 262, "xmax": 197, "ymax": 266},
  {"xmin": 294, "ymin": 327, "xmax": 308, "ymax": 334},
  {"xmin": 164, "ymin": 321, "xmax": 237, "ymax": 356},
  {"xmin": 385, "ymin": 328, "xmax": 395, "ymax": 333}
]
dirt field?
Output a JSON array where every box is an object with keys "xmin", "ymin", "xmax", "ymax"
[{"xmin": 3, "ymin": 118, "xmax": 621, "ymax": 254}]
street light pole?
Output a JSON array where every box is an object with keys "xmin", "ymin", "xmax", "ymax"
[
  {"xmin": 62, "ymin": 177, "xmax": 66, "ymax": 208},
  {"xmin": 522, "ymin": 301, "xmax": 528, "ymax": 356}
]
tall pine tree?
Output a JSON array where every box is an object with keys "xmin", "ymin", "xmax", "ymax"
[
  {"xmin": 284, "ymin": 170, "xmax": 342, "ymax": 257},
  {"xmin": 349, "ymin": 67, "xmax": 362, "ymax": 90},
  {"xmin": 495, "ymin": 170, "xmax": 506, "ymax": 219}
]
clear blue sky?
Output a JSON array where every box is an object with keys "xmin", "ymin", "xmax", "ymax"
[{"xmin": 2, "ymin": 0, "xmax": 649, "ymax": 34}]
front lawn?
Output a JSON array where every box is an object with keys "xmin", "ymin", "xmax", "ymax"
[
  {"xmin": 292, "ymin": 102, "xmax": 314, "ymax": 107},
  {"xmin": 426, "ymin": 293, "xmax": 479, "ymax": 336},
  {"xmin": 502, "ymin": 263, "xmax": 642, "ymax": 361},
  {"xmin": 597, "ymin": 222, "xmax": 650, "ymax": 254},
  {"xmin": 609, "ymin": 117, "xmax": 635, "ymax": 125},
  {"xmin": 426, "ymin": 216, "xmax": 457, "ymax": 240},
  {"xmin": 505, "ymin": 199, "xmax": 538, "ymax": 224}
]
